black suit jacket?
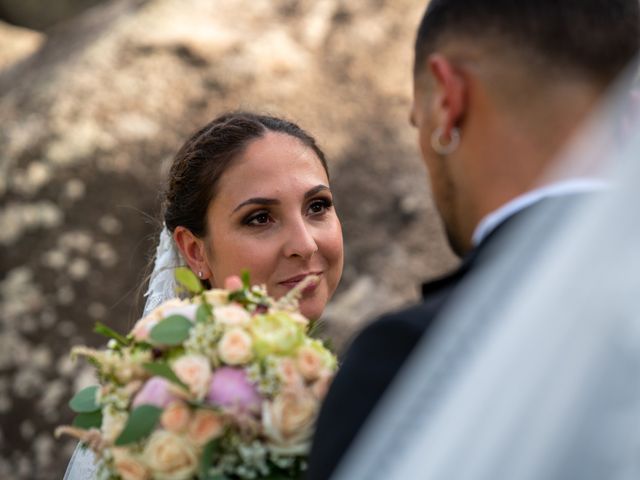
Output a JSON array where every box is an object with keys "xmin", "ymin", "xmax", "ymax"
[
  {"xmin": 306, "ymin": 257, "xmax": 475, "ymax": 480},
  {"xmin": 306, "ymin": 198, "xmax": 566, "ymax": 480}
]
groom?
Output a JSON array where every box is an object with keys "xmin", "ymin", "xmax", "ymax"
[{"xmin": 308, "ymin": 0, "xmax": 640, "ymax": 478}]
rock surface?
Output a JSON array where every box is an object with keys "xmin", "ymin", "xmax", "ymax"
[{"xmin": 0, "ymin": 0, "xmax": 457, "ymax": 478}]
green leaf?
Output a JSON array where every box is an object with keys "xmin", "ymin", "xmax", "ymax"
[
  {"xmin": 143, "ymin": 362, "xmax": 188, "ymax": 390},
  {"xmin": 175, "ymin": 267, "xmax": 204, "ymax": 294},
  {"xmin": 199, "ymin": 439, "xmax": 218, "ymax": 479},
  {"xmin": 114, "ymin": 405, "xmax": 162, "ymax": 446},
  {"xmin": 149, "ymin": 315, "xmax": 193, "ymax": 345},
  {"xmin": 69, "ymin": 386, "xmax": 100, "ymax": 413},
  {"xmin": 94, "ymin": 322, "xmax": 129, "ymax": 346},
  {"xmin": 196, "ymin": 303, "xmax": 212, "ymax": 324},
  {"xmin": 72, "ymin": 410, "xmax": 103, "ymax": 430},
  {"xmin": 240, "ymin": 269, "xmax": 251, "ymax": 289}
]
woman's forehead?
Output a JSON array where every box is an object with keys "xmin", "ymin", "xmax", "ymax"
[{"xmin": 214, "ymin": 132, "xmax": 329, "ymax": 202}]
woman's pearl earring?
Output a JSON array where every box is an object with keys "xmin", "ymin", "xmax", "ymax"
[{"xmin": 198, "ymin": 271, "xmax": 203, "ymax": 279}]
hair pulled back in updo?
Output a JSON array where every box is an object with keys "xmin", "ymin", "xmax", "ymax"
[{"xmin": 163, "ymin": 112, "xmax": 329, "ymax": 237}]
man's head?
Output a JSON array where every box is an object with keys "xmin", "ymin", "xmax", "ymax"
[{"xmin": 411, "ymin": 0, "xmax": 640, "ymax": 255}]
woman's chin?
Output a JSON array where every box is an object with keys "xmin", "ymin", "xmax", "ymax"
[{"xmin": 298, "ymin": 295, "xmax": 327, "ymax": 322}]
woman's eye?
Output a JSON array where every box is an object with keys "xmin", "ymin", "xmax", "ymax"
[
  {"xmin": 308, "ymin": 198, "xmax": 333, "ymax": 215},
  {"xmin": 245, "ymin": 212, "xmax": 272, "ymax": 226}
]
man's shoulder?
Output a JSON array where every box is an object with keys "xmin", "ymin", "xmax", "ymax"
[{"xmin": 352, "ymin": 274, "xmax": 463, "ymax": 348}]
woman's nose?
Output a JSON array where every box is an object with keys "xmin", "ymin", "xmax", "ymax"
[{"xmin": 284, "ymin": 219, "xmax": 319, "ymax": 259}]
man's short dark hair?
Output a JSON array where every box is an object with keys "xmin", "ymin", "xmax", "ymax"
[{"xmin": 415, "ymin": 0, "xmax": 640, "ymax": 85}]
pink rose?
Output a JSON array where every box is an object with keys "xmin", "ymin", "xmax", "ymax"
[
  {"xmin": 131, "ymin": 299, "xmax": 196, "ymax": 341},
  {"xmin": 311, "ymin": 370, "xmax": 334, "ymax": 400},
  {"xmin": 187, "ymin": 409, "xmax": 225, "ymax": 446},
  {"xmin": 132, "ymin": 377, "xmax": 178, "ymax": 409},
  {"xmin": 160, "ymin": 401, "xmax": 191, "ymax": 433},
  {"xmin": 112, "ymin": 448, "xmax": 150, "ymax": 480},
  {"xmin": 207, "ymin": 367, "xmax": 261, "ymax": 413},
  {"xmin": 277, "ymin": 358, "xmax": 304, "ymax": 388}
]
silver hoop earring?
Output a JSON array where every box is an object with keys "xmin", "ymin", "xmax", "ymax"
[{"xmin": 431, "ymin": 126, "xmax": 461, "ymax": 155}]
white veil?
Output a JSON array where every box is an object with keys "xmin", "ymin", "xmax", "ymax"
[
  {"xmin": 333, "ymin": 64, "xmax": 640, "ymax": 479},
  {"xmin": 141, "ymin": 225, "xmax": 183, "ymax": 317}
]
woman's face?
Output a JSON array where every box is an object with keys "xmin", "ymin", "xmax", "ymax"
[{"xmin": 203, "ymin": 132, "xmax": 343, "ymax": 320}]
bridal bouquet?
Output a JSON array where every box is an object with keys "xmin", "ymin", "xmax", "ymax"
[{"xmin": 56, "ymin": 270, "xmax": 337, "ymax": 480}]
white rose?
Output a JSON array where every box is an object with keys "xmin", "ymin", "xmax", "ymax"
[
  {"xmin": 203, "ymin": 289, "xmax": 230, "ymax": 306},
  {"xmin": 172, "ymin": 355, "xmax": 211, "ymax": 400},
  {"xmin": 218, "ymin": 328, "xmax": 253, "ymax": 365},
  {"xmin": 214, "ymin": 305, "xmax": 251, "ymax": 327},
  {"xmin": 143, "ymin": 431, "xmax": 198, "ymax": 480}
]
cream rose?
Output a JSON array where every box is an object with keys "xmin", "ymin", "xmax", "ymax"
[
  {"xmin": 160, "ymin": 401, "xmax": 191, "ymax": 433},
  {"xmin": 262, "ymin": 390, "xmax": 317, "ymax": 445},
  {"xmin": 112, "ymin": 448, "xmax": 150, "ymax": 480},
  {"xmin": 296, "ymin": 346, "xmax": 323, "ymax": 381},
  {"xmin": 172, "ymin": 355, "xmax": 211, "ymax": 400},
  {"xmin": 218, "ymin": 328, "xmax": 253, "ymax": 365},
  {"xmin": 187, "ymin": 409, "xmax": 225, "ymax": 446},
  {"xmin": 143, "ymin": 431, "xmax": 198, "ymax": 480},
  {"xmin": 277, "ymin": 358, "xmax": 304, "ymax": 388},
  {"xmin": 214, "ymin": 304, "xmax": 251, "ymax": 327}
]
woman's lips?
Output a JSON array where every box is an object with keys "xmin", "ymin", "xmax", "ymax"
[{"xmin": 278, "ymin": 272, "xmax": 322, "ymax": 293}]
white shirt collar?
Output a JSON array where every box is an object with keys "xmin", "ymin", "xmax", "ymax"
[{"xmin": 472, "ymin": 178, "xmax": 608, "ymax": 247}]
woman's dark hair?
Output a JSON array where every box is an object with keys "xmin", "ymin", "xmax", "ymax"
[{"xmin": 163, "ymin": 111, "xmax": 329, "ymax": 237}]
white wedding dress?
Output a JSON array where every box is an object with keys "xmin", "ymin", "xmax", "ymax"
[
  {"xmin": 63, "ymin": 227, "xmax": 180, "ymax": 479},
  {"xmin": 64, "ymin": 446, "xmax": 99, "ymax": 480}
]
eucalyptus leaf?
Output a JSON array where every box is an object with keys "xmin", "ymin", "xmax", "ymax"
[
  {"xmin": 94, "ymin": 322, "xmax": 129, "ymax": 346},
  {"xmin": 72, "ymin": 410, "xmax": 103, "ymax": 430},
  {"xmin": 69, "ymin": 385, "xmax": 100, "ymax": 413},
  {"xmin": 175, "ymin": 267, "xmax": 204, "ymax": 294},
  {"xmin": 199, "ymin": 439, "xmax": 219, "ymax": 479},
  {"xmin": 149, "ymin": 315, "xmax": 192, "ymax": 345},
  {"xmin": 114, "ymin": 405, "xmax": 162, "ymax": 446},
  {"xmin": 196, "ymin": 303, "xmax": 212, "ymax": 324},
  {"xmin": 143, "ymin": 362, "xmax": 188, "ymax": 390}
]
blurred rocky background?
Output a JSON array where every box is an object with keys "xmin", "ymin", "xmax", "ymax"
[{"xmin": 0, "ymin": 0, "xmax": 456, "ymax": 477}]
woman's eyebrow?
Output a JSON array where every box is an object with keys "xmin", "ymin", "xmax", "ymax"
[
  {"xmin": 233, "ymin": 185, "xmax": 330, "ymax": 213},
  {"xmin": 233, "ymin": 197, "xmax": 279, "ymax": 213},
  {"xmin": 304, "ymin": 185, "xmax": 330, "ymax": 199}
]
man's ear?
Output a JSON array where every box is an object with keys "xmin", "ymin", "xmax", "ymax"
[
  {"xmin": 173, "ymin": 226, "xmax": 210, "ymax": 280},
  {"xmin": 428, "ymin": 54, "xmax": 467, "ymax": 136}
]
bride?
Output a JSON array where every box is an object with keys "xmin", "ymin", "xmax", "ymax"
[{"xmin": 64, "ymin": 111, "xmax": 344, "ymax": 478}]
